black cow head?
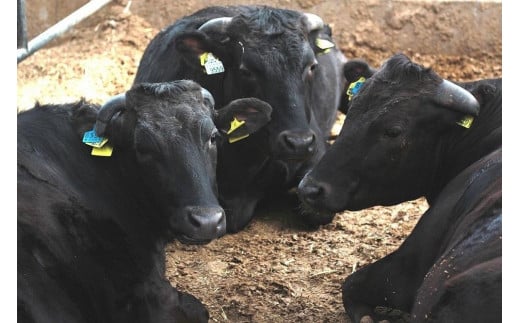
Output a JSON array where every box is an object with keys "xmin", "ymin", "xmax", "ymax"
[
  {"xmin": 298, "ymin": 53, "xmax": 481, "ymax": 217},
  {"xmin": 174, "ymin": 8, "xmax": 333, "ymax": 179},
  {"xmin": 93, "ymin": 80, "xmax": 271, "ymax": 243}
]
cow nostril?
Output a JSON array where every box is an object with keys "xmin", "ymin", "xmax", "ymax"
[
  {"xmin": 298, "ymin": 176, "xmax": 326, "ymax": 205},
  {"xmin": 185, "ymin": 207, "xmax": 226, "ymax": 235},
  {"xmin": 307, "ymin": 135, "xmax": 316, "ymax": 153},
  {"xmin": 187, "ymin": 212, "xmax": 202, "ymax": 228},
  {"xmin": 216, "ymin": 212, "xmax": 226, "ymax": 232},
  {"xmin": 303, "ymin": 184, "xmax": 323, "ymax": 202},
  {"xmin": 281, "ymin": 132, "xmax": 316, "ymax": 154}
]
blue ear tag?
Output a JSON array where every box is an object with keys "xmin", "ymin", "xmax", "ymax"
[
  {"xmin": 83, "ymin": 129, "xmax": 108, "ymax": 147},
  {"xmin": 83, "ymin": 129, "xmax": 113, "ymax": 157},
  {"xmin": 346, "ymin": 77, "xmax": 366, "ymax": 101}
]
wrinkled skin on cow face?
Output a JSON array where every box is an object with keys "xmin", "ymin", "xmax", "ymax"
[
  {"xmin": 95, "ymin": 81, "xmax": 226, "ymax": 244},
  {"xmin": 134, "ymin": 5, "xmax": 346, "ymax": 232}
]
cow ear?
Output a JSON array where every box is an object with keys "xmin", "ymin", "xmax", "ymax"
[
  {"xmin": 94, "ymin": 94, "xmax": 136, "ymax": 148},
  {"xmin": 176, "ymin": 31, "xmax": 230, "ymax": 72},
  {"xmin": 339, "ymin": 59, "xmax": 376, "ymax": 114},
  {"xmin": 72, "ymin": 100, "xmax": 99, "ymax": 138},
  {"xmin": 176, "ymin": 31, "xmax": 212, "ymax": 56},
  {"xmin": 467, "ymin": 80, "xmax": 501, "ymax": 107},
  {"xmin": 343, "ymin": 59, "xmax": 375, "ymax": 83},
  {"xmin": 215, "ymin": 98, "xmax": 272, "ymax": 143}
]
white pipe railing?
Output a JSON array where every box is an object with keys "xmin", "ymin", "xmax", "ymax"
[{"xmin": 17, "ymin": 0, "xmax": 113, "ymax": 63}]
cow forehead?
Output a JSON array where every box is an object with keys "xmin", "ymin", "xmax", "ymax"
[
  {"xmin": 138, "ymin": 101, "xmax": 213, "ymax": 131},
  {"xmin": 231, "ymin": 7, "xmax": 304, "ymax": 35},
  {"xmin": 228, "ymin": 11, "xmax": 310, "ymax": 61},
  {"xmin": 127, "ymin": 81, "xmax": 214, "ymax": 124},
  {"xmin": 348, "ymin": 57, "xmax": 442, "ymax": 116}
]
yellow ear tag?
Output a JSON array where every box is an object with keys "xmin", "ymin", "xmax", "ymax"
[
  {"xmin": 227, "ymin": 117, "xmax": 249, "ymax": 143},
  {"xmin": 199, "ymin": 52, "xmax": 209, "ymax": 66},
  {"xmin": 199, "ymin": 52, "xmax": 225, "ymax": 75},
  {"xmin": 456, "ymin": 115, "xmax": 474, "ymax": 129},
  {"xmin": 91, "ymin": 144, "xmax": 113, "ymax": 157},
  {"xmin": 315, "ymin": 38, "xmax": 335, "ymax": 54},
  {"xmin": 316, "ymin": 38, "xmax": 335, "ymax": 50}
]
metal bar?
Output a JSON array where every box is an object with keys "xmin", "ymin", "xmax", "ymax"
[
  {"xmin": 17, "ymin": 0, "xmax": 114, "ymax": 63},
  {"xmin": 17, "ymin": 0, "xmax": 28, "ymax": 50}
]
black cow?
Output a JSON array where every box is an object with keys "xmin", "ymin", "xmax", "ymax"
[
  {"xmin": 18, "ymin": 80, "xmax": 271, "ymax": 323},
  {"xmin": 297, "ymin": 54, "xmax": 501, "ymax": 322},
  {"xmin": 134, "ymin": 5, "xmax": 347, "ymax": 232}
]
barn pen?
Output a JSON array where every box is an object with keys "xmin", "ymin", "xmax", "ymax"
[{"xmin": 17, "ymin": 0, "xmax": 502, "ymax": 322}]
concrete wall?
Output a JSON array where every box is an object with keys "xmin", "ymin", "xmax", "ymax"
[
  {"xmin": 21, "ymin": 0, "xmax": 501, "ymax": 56},
  {"xmin": 23, "ymin": 0, "xmax": 89, "ymax": 39}
]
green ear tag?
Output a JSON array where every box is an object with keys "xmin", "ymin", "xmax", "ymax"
[
  {"xmin": 315, "ymin": 38, "xmax": 335, "ymax": 54},
  {"xmin": 199, "ymin": 52, "xmax": 225, "ymax": 75},
  {"xmin": 346, "ymin": 77, "xmax": 366, "ymax": 101},
  {"xmin": 227, "ymin": 117, "xmax": 249, "ymax": 143},
  {"xmin": 456, "ymin": 115, "xmax": 474, "ymax": 129}
]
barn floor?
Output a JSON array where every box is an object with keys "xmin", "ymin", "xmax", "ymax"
[{"xmin": 17, "ymin": 1, "xmax": 501, "ymax": 322}]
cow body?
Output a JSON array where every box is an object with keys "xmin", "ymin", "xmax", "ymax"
[
  {"xmin": 134, "ymin": 5, "xmax": 346, "ymax": 232},
  {"xmin": 297, "ymin": 54, "xmax": 501, "ymax": 322},
  {"xmin": 18, "ymin": 80, "xmax": 271, "ymax": 322}
]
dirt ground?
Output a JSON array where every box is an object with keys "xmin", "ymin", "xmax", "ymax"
[{"xmin": 17, "ymin": 1, "xmax": 502, "ymax": 322}]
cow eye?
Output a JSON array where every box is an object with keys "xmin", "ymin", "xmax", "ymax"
[
  {"xmin": 209, "ymin": 129, "xmax": 220, "ymax": 146},
  {"xmin": 384, "ymin": 126, "xmax": 403, "ymax": 138},
  {"xmin": 305, "ymin": 61, "xmax": 318, "ymax": 80}
]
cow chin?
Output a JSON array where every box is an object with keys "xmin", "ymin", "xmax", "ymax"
[
  {"xmin": 176, "ymin": 235, "xmax": 213, "ymax": 245},
  {"xmin": 299, "ymin": 203, "xmax": 337, "ymax": 228},
  {"xmin": 272, "ymin": 159, "xmax": 309, "ymax": 186}
]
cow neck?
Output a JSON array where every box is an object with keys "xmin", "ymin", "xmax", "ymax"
[
  {"xmin": 427, "ymin": 95, "xmax": 501, "ymax": 204},
  {"xmin": 104, "ymin": 151, "xmax": 167, "ymax": 245}
]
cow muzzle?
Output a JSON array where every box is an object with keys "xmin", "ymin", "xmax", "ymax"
[
  {"xmin": 297, "ymin": 174, "xmax": 337, "ymax": 226},
  {"xmin": 275, "ymin": 129, "xmax": 317, "ymax": 160},
  {"xmin": 177, "ymin": 206, "xmax": 226, "ymax": 244},
  {"xmin": 298, "ymin": 174, "xmax": 331, "ymax": 210}
]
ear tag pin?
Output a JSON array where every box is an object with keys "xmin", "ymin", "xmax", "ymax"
[
  {"xmin": 456, "ymin": 115, "xmax": 474, "ymax": 129},
  {"xmin": 199, "ymin": 52, "xmax": 225, "ymax": 75},
  {"xmin": 227, "ymin": 117, "xmax": 249, "ymax": 143},
  {"xmin": 346, "ymin": 77, "xmax": 366, "ymax": 101}
]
